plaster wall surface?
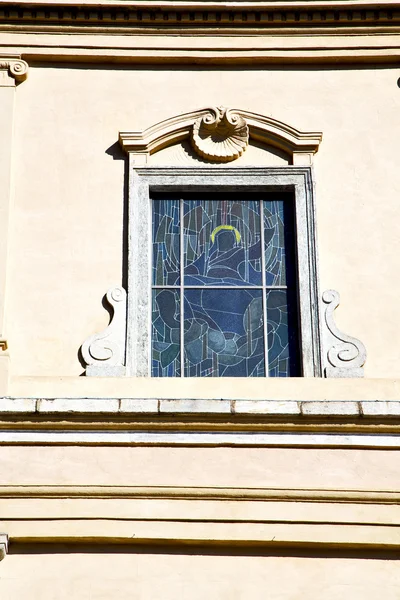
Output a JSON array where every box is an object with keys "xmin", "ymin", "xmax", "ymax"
[
  {"xmin": 0, "ymin": 445, "xmax": 398, "ymax": 490},
  {"xmin": 6, "ymin": 64, "xmax": 400, "ymax": 379},
  {"xmin": 1, "ymin": 550, "xmax": 400, "ymax": 600}
]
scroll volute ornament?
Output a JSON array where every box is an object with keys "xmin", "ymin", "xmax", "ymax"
[
  {"xmin": 0, "ymin": 58, "xmax": 28, "ymax": 84},
  {"xmin": 191, "ymin": 107, "xmax": 249, "ymax": 163}
]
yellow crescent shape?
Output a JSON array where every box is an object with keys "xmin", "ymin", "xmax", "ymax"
[{"xmin": 210, "ymin": 225, "xmax": 241, "ymax": 244}]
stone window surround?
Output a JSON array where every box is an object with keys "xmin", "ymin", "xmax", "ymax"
[{"xmin": 81, "ymin": 108, "xmax": 366, "ymax": 378}]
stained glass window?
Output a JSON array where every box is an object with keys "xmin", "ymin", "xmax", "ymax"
[{"xmin": 152, "ymin": 193, "xmax": 300, "ymax": 377}]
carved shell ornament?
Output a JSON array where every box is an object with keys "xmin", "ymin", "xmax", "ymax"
[{"xmin": 191, "ymin": 107, "xmax": 249, "ymax": 162}]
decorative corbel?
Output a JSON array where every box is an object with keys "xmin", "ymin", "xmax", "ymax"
[
  {"xmin": 0, "ymin": 534, "xmax": 8, "ymax": 560},
  {"xmin": 0, "ymin": 56, "xmax": 28, "ymax": 87},
  {"xmin": 81, "ymin": 286, "xmax": 127, "ymax": 376},
  {"xmin": 321, "ymin": 289, "xmax": 367, "ymax": 378}
]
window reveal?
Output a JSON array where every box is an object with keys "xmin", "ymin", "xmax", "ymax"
[{"xmin": 151, "ymin": 193, "xmax": 300, "ymax": 377}]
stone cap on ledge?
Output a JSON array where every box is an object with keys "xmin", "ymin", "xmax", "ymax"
[
  {"xmin": 1, "ymin": 398, "xmax": 400, "ymax": 447},
  {"xmin": 1, "ymin": 397, "xmax": 400, "ymax": 417}
]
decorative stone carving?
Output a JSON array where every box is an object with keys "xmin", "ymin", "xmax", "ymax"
[
  {"xmin": 0, "ymin": 534, "xmax": 8, "ymax": 561},
  {"xmin": 0, "ymin": 57, "xmax": 28, "ymax": 86},
  {"xmin": 119, "ymin": 108, "xmax": 322, "ymax": 166},
  {"xmin": 191, "ymin": 107, "xmax": 249, "ymax": 162},
  {"xmin": 81, "ymin": 286, "xmax": 127, "ymax": 376},
  {"xmin": 322, "ymin": 289, "xmax": 366, "ymax": 378}
]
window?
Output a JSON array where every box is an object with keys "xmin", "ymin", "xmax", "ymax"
[
  {"xmin": 126, "ymin": 167, "xmax": 321, "ymax": 378},
  {"xmin": 82, "ymin": 110, "xmax": 367, "ymax": 379},
  {"xmin": 151, "ymin": 192, "xmax": 300, "ymax": 377}
]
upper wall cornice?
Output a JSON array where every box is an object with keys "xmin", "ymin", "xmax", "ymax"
[{"xmin": 2, "ymin": 0, "xmax": 400, "ymax": 32}]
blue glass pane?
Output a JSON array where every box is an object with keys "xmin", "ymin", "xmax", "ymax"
[
  {"xmin": 266, "ymin": 289, "xmax": 291, "ymax": 377},
  {"xmin": 152, "ymin": 289, "xmax": 181, "ymax": 376},
  {"xmin": 183, "ymin": 199, "xmax": 262, "ymax": 286},
  {"xmin": 184, "ymin": 289, "xmax": 265, "ymax": 377},
  {"xmin": 152, "ymin": 199, "xmax": 180, "ymax": 286},
  {"xmin": 264, "ymin": 200, "xmax": 287, "ymax": 286}
]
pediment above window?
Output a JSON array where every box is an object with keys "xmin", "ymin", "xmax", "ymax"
[{"xmin": 119, "ymin": 107, "xmax": 322, "ymax": 166}]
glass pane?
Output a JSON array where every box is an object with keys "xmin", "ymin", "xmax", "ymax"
[
  {"xmin": 264, "ymin": 200, "xmax": 287, "ymax": 286},
  {"xmin": 183, "ymin": 199, "xmax": 262, "ymax": 286},
  {"xmin": 152, "ymin": 198, "xmax": 180, "ymax": 286},
  {"xmin": 266, "ymin": 289, "xmax": 292, "ymax": 377},
  {"xmin": 152, "ymin": 289, "xmax": 181, "ymax": 376},
  {"xmin": 184, "ymin": 289, "xmax": 265, "ymax": 377}
]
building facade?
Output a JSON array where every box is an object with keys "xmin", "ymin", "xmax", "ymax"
[{"xmin": 1, "ymin": 1, "xmax": 400, "ymax": 597}]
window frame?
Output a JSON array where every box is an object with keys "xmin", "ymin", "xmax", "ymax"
[{"xmin": 127, "ymin": 166, "xmax": 322, "ymax": 378}]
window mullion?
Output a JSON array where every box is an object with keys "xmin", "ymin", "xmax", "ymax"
[
  {"xmin": 180, "ymin": 197, "xmax": 185, "ymax": 378},
  {"xmin": 260, "ymin": 199, "xmax": 269, "ymax": 377}
]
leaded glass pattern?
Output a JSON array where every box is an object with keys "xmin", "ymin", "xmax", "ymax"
[
  {"xmin": 184, "ymin": 200, "xmax": 262, "ymax": 286},
  {"xmin": 152, "ymin": 289, "xmax": 181, "ymax": 376},
  {"xmin": 264, "ymin": 200, "xmax": 286, "ymax": 286},
  {"xmin": 152, "ymin": 198, "xmax": 180, "ymax": 286},
  {"xmin": 184, "ymin": 289, "xmax": 265, "ymax": 377},
  {"xmin": 152, "ymin": 193, "xmax": 299, "ymax": 377}
]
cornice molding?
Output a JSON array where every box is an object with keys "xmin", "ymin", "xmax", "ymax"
[{"xmin": 1, "ymin": 1, "xmax": 400, "ymax": 32}]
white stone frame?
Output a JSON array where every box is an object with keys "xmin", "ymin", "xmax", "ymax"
[{"xmin": 127, "ymin": 166, "xmax": 322, "ymax": 378}]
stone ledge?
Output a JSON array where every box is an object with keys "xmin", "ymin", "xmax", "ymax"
[
  {"xmin": 1, "ymin": 397, "xmax": 400, "ymax": 418},
  {"xmin": 301, "ymin": 401, "xmax": 360, "ymax": 416},
  {"xmin": 160, "ymin": 398, "xmax": 231, "ymax": 414},
  {"xmin": 37, "ymin": 398, "xmax": 120, "ymax": 413},
  {"xmin": 235, "ymin": 400, "xmax": 300, "ymax": 415}
]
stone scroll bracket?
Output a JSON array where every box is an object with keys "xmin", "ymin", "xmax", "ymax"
[
  {"xmin": 0, "ymin": 534, "xmax": 8, "ymax": 561},
  {"xmin": 321, "ymin": 289, "xmax": 367, "ymax": 378},
  {"xmin": 0, "ymin": 55, "xmax": 28, "ymax": 87},
  {"xmin": 81, "ymin": 286, "xmax": 127, "ymax": 377}
]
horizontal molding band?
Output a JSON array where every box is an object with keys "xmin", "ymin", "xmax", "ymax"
[
  {"xmin": 4, "ymin": 48, "xmax": 400, "ymax": 64},
  {"xmin": 1, "ymin": 429, "xmax": 400, "ymax": 447},
  {"xmin": 0, "ymin": 485, "xmax": 399, "ymax": 503},
  {"xmin": 3, "ymin": 520, "xmax": 400, "ymax": 549}
]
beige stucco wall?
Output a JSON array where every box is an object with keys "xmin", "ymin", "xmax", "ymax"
[
  {"xmin": 2, "ymin": 550, "xmax": 400, "ymax": 600},
  {"xmin": 1, "ymin": 443, "xmax": 400, "ymax": 598},
  {"xmin": 2, "ymin": 445, "xmax": 399, "ymax": 489},
  {"xmin": 4, "ymin": 63, "xmax": 399, "ymax": 380}
]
